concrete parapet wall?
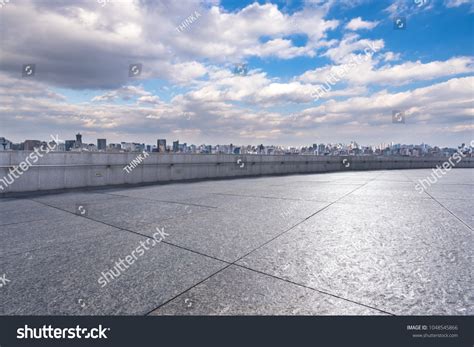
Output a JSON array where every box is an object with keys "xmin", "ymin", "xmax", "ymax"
[{"xmin": 1, "ymin": 152, "xmax": 473, "ymax": 194}]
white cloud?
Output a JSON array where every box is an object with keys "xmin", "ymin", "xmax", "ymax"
[
  {"xmin": 299, "ymin": 56, "xmax": 474, "ymax": 87},
  {"xmin": 92, "ymin": 86, "xmax": 153, "ymax": 102},
  {"xmin": 345, "ymin": 17, "xmax": 379, "ymax": 30},
  {"xmin": 444, "ymin": 0, "xmax": 471, "ymax": 8},
  {"xmin": 322, "ymin": 33, "xmax": 384, "ymax": 63},
  {"xmin": 382, "ymin": 52, "xmax": 401, "ymax": 62}
]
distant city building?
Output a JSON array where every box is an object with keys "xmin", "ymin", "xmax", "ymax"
[
  {"xmin": 75, "ymin": 133, "xmax": 82, "ymax": 148},
  {"xmin": 97, "ymin": 139, "xmax": 107, "ymax": 151},
  {"xmin": 172, "ymin": 140, "xmax": 179, "ymax": 153},
  {"xmin": 23, "ymin": 140, "xmax": 42, "ymax": 151},
  {"xmin": 11, "ymin": 143, "xmax": 23, "ymax": 150},
  {"xmin": 157, "ymin": 139, "xmax": 166, "ymax": 152},
  {"xmin": 0, "ymin": 137, "xmax": 12, "ymax": 151},
  {"xmin": 1, "ymin": 133, "xmax": 470, "ymax": 158},
  {"xmin": 120, "ymin": 142, "xmax": 144, "ymax": 152},
  {"xmin": 65, "ymin": 140, "xmax": 76, "ymax": 151},
  {"xmin": 108, "ymin": 143, "xmax": 122, "ymax": 152},
  {"xmin": 86, "ymin": 143, "xmax": 97, "ymax": 151}
]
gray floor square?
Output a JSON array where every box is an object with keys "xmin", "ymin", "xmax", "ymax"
[
  {"xmin": 154, "ymin": 200, "xmax": 328, "ymax": 262},
  {"xmin": 0, "ymin": 229, "xmax": 225, "ymax": 315},
  {"xmin": 0, "ymin": 199, "xmax": 67, "ymax": 226},
  {"xmin": 237, "ymin": 200, "xmax": 474, "ymax": 315},
  {"xmin": 152, "ymin": 265, "xmax": 385, "ymax": 315}
]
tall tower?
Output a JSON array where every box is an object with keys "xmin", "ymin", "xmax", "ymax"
[
  {"xmin": 76, "ymin": 133, "xmax": 82, "ymax": 148},
  {"xmin": 157, "ymin": 139, "xmax": 166, "ymax": 152},
  {"xmin": 97, "ymin": 138, "xmax": 107, "ymax": 151}
]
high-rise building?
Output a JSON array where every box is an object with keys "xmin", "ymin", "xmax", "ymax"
[
  {"xmin": 0, "ymin": 137, "xmax": 12, "ymax": 150},
  {"xmin": 172, "ymin": 140, "xmax": 179, "ymax": 153},
  {"xmin": 75, "ymin": 133, "xmax": 82, "ymax": 148},
  {"xmin": 23, "ymin": 140, "xmax": 42, "ymax": 151},
  {"xmin": 318, "ymin": 143, "xmax": 325, "ymax": 155},
  {"xmin": 108, "ymin": 143, "xmax": 122, "ymax": 152},
  {"xmin": 157, "ymin": 139, "xmax": 166, "ymax": 152},
  {"xmin": 65, "ymin": 140, "xmax": 76, "ymax": 151},
  {"xmin": 97, "ymin": 139, "xmax": 107, "ymax": 151}
]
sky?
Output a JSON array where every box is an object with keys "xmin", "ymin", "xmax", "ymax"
[{"xmin": 0, "ymin": 0, "xmax": 473, "ymax": 147}]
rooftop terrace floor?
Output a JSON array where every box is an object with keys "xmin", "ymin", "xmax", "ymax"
[{"xmin": 1, "ymin": 169, "xmax": 473, "ymax": 315}]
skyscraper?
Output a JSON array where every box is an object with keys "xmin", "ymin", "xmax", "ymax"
[
  {"xmin": 23, "ymin": 140, "xmax": 42, "ymax": 151},
  {"xmin": 65, "ymin": 140, "xmax": 75, "ymax": 151},
  {"xmin": 75, "ymin": 133, "xmax": 82, "ymax": 148},
  {"xmin": 97, "ymin": 139, "xmax": 107, "ymax": 151},
  {"xmin": 173, "ymin": 140, "xmax": 179, "ymax": 152},
  {"xmin": 157, "ymin": 139, "xmax": 166, "ymax": 152}
]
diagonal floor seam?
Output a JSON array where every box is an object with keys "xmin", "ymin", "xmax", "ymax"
[
  {"xmin": 91, "ymin": 191, "xmax": 219, "ymax": 209},
  {"xmin": 148, "ymin": 174, "xmax": 384, "ymax": 315},
  {"xmin": 28, "ymin": 198, "xmax": 232, "ymax": 264},
  {"xmin": 233, "ymin": 264, "xmax": 395, "ymax": 316},
  {"xmin": 232, "ymin": 173, "xmax": 383, "ymax": 264},
  {"xmin": 402, "ymin": 173, "xmax": 473, "ymax": 231}
]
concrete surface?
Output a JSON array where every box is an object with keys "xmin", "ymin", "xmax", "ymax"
[
  {"xmin": 0, "ymin": 169, "xmax": 472, "ymax": 315},
  {"xmin": 1, "ymin": 151, "xmax": 473, "ymax": 194}
]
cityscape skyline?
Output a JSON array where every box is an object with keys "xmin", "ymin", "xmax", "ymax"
[
  {"xmin": 1, "ymin": 133, "xmax": 472, "ymax": 157},
  {"xmin": 1, "ymin": 0, "xmax": 473, "ymax": 148}
]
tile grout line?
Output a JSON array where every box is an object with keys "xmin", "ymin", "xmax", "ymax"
[
  {"xmin": 230, "ymin": 175, "xmax": 382, "ymax": 263},
  {"xmin": 142, "ymin": 263, "xmax": 234, "ymax": 316},
  {"xmin": 19, "ymin": 198, "xmax": 237, "ymax": 316},
  {"xmin": 23, "ymin": 198, "xmax": 238, "ymax": 316},
  {"xmin": 6, "ymin": 171, "xmax": 467, "ymax": 316},
  {"xmin": 213, "ymin": 192, "xmax": 333, "ymax": 203},
  {"xmin": 16, "ymin": 173, "xmax": 378, "ymax": 315},
  {"xmin": 148, "ymin": 174, "xmax": 385, "ymax": 315},
  {"xmin": 92, "ymin": 191, "xmax": 219, "ymax": 209},
  {"xmin": 402, "ymin": 173, "xmax": 473, "ymax": 231},
  {"xmin": 234, "ymin": 264, "xmax": 395, "ymax": 316},
  {"xmin": 422, "ymin": 191, "xmax": 473, "ymax": 231},
  {"xmin": 0, "ymin": 216, "xmax": 66, "ymax": 228},
  {"xmin": 27, "ymin": 198, "xmax": 232, "ymax": 265}
]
